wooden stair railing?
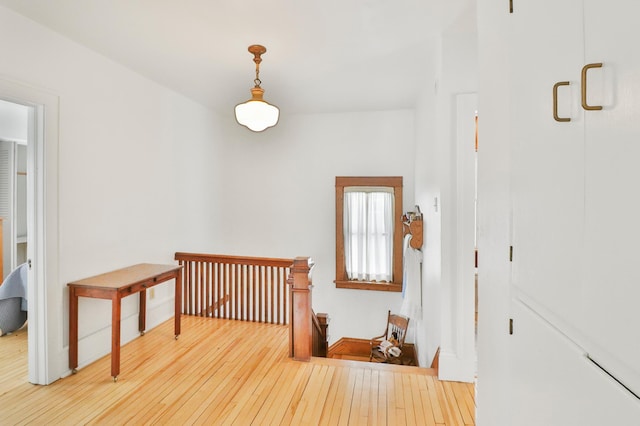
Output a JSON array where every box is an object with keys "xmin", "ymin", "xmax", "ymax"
[
  {"xmin": 312, "ymin": 311, "xmax": 329, "ymax": 357},
  {"xmin": 175, "ymin": 252, "xmax": 293, "ymax": 324}
]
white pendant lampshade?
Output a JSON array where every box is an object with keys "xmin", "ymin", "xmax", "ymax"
[
  {"xmin": 234, "ymin": 45, "xmax": 280, "ymax": 132},
  {"xmin": 235, "ymin": 87, "xmax": 279, "ymax": 132}
]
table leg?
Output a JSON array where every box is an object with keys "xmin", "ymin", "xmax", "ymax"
[
  {"xmin": 139, "ymin": 288, "xmax": 146, "ymax": 335},
  {"xmin": 69, "ymin": 288, "xmax": 78, "ymax": 373},
  {"xmin": 174, "ymin": 269, "xmax": 182, "ymax": 339},
  {"xmin": 111, "ymin": 294, "xmax": 121, "ymax": 381}
]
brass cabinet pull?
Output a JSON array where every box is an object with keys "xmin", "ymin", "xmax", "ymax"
[
  {"xmin": 553, "ymin": 81, "xmax": 571, "ymax": 122},
  {"xmin": 581, "ymin": 63, "xmax": 603, "ymax": 110}
]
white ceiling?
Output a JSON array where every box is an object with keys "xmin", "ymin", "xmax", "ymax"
[{"xmin": 0, "ymin": 0, "xmax": 474, "ymax": 117}]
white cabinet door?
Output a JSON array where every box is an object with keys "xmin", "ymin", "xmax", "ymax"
[
  {"xmin": 509, "ymin": 0, "xmax": 585, "ymax": 328},
  {"xmin": 509, "ymin": 299, "xmax": 640, "ymax": 426},
  {"xmin": 580, "ymin": 0, "xmax": 640, "ymax": 397}
]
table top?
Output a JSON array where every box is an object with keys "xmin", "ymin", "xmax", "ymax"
[{"xmin": 67, "ymin": 263, "xmax": 182, "ymax": 290}]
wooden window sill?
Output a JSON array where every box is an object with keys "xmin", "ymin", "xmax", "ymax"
[{"xmin": 335, "ymin": 280, "xmax": 402, "ymax": 292}]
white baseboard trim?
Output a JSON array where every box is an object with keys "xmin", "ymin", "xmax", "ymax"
[{"xmin": 438, "ymin": 350, "xmax": 476, "ymax": 383}]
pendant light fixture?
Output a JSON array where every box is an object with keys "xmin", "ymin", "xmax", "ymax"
[{"xmin": 234, "ymin": 44, "xmax": 280, "ymax": 132}]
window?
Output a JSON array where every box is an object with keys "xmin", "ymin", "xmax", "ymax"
[{"xmin": 335, "ymin": 176, "xmax": 403, "ymax": 292}]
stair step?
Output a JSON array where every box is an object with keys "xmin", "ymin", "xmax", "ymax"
[
  {"xmin": 310, "ymin": 356, "xmax": 438, "ymax": 375},
  {"xmin": 327, "ymin": 337, "xmax": 418, "ymax": 366}
]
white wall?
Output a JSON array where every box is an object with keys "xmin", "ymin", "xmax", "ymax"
[
  {"xmin": 437, "ymin": 6, "xmax": 478, "ymax": 382},
  {"xmin": 414, "ymin": 42, "xmax": 441, "ymax": 368},
  {"xmin": 0, "ymin": 5, "xmax": 221, "ymax": 379},
  {"xmin": 413, "ymin": 4, "xmax": 478, "ymax": 376},
  {"xmin": 215, "ymin": 110, "xmax": 416, "ymax": 344}
]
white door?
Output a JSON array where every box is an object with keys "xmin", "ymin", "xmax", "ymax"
[
  {"xmin": 580, "ymin": 0, "xmax": 640, "ymax": 397},
  {"xmin": 508, "ymin": 0, "xmax": 585, "ymax": 329}
]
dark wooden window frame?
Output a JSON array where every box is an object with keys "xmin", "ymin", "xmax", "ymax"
[{"xmin": 335, "ymin": 176, "xmax": 403, "ymax": 292}]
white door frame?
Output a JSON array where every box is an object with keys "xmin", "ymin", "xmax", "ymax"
[
  {"xmin": 0, "ymin": 76, "xmax": 59, "ymax": 385},
  {"xmin": 439, "ymin": 92, "xmax": 477, "ymax": 383}
]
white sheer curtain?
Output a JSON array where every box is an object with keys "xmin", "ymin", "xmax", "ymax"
[{"xmin": 343, "ymin": 189, "xmax": 394, "ymax": 282}]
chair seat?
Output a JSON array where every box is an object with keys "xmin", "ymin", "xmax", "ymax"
[
  {"xmin": 0, "ymin": 297, "xmax": 27, "ymax": 336},
  {"xmin": 370, "ymin": 346, "xmax": 405, "ymax": 364}
]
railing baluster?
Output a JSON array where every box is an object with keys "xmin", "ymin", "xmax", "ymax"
[
  {"xmin": 253, "ymin": 265, "xmax": 258, "ymax": 322},
  {"xmin": 258, "ymin": 266, "xmax": 266, "ymax": 322},
  {"xmin": 269, "ymin": 267, "xmax": 274, "ymax": 324},
  {"xmin": 214, "ymin": 263, "xmax": 219, "ymax": 318},
  {"xmin": 229, "ymin": 263, "xmax": 233, "ymax": 319},
  {"xmin": 223, "ymin": 263, "xmax": 228, "ymax": 319},
  {"xmin": 175, "ymin": 253, "xmax": 295, "ymax": 325},
  {"xmin": 241, "ymin": 264, "xmax": 246, "ymax": 321},
  {"xmin": 234, "ymin": 264, "xmax": 240, "ymax": 320},
  {"xmin": 218, "ymin": 263, "xmax": 227, "ymax": 318},
  {"xmin": 198, "ymin": 261, "xmax": 201, "ymax": 315},
  {"xmin": 205, "ymin": 262, "xmax": 210, "ymax": 317},
  {"xmin": 186, "ymin": 261, "xmax": 192, "ymax": 315},
  {"xmin": 200, "ymin": 261, "xmax": 206, "ymax": 316},
  {"xmin": 275, "ymin": 267, "xmax": 280, "ymax": 325}
]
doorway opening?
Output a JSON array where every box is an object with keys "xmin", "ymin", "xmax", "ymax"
[
  {"xmin": 0, "ymin": 100, "xmax": 29, "ymax": 278},
  {"xmin": 0, "ymin": 98, "xmax": 33, "ymax": 381},
  {"xmin": 0, "ymin": 77, "xmax": 60, "ymax": 385}
]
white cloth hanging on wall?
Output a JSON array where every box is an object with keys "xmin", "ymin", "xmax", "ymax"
[{"xmin": 400, "ymin": 233, "xmax": 422, "ymax": 321}]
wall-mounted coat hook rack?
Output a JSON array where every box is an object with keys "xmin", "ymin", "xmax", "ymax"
[{"xmin": 402, "ymin": 205, "xmax": 423, "ymax": 249}]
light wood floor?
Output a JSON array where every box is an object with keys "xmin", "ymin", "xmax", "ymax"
[{"xmin": 0, "ymin": 317, "xmax": 475, "ymax": 425}]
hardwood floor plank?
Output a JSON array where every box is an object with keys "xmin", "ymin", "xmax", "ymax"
[
  {"xmin": 0, "ymin": 316, "xmax": 475, "ymax": 425},
  {"xmin": 258, "ymin": 361, "xmax": 311, "ymax": 425},
  {"xmin": 437, "ymin": 380, "xmax": 466, "ymax": 426},
  {"xmin": 369, "ymin": 369, "xmax": 380, "ymax": 425},
  {"xmin": 426, "ymin": 375, "xmax": 445, "ymax": 424},
  {"xmin": 277, "ymin": 361, "xmax": 315, "ymax": 425},
  {"xmin": 359, "ymin": 368, "xmax": 372, "ymax": 424},
  {"xmin": 376, "ymin": 370, "xmax": 390, "ymax": 425},
  {"xmin": 409, "ymin": 373, "xmax": 428, "ymax": 425},
  {"xmin": 122, "ymin": 322, "xmax": 242, "ymax": 423},
  {"xmin": 337, "ymin": 367, "xmax": 359, "ymax": 425},
  {"xmin": 385, "ymin": 370, "xmax": 398, "ymax": 425},
  {"xmin": 182, "ymin": 329, "xmax": 284, "ymax": 423},
  {"xmin": 451, "ymin": 381, "xmax": 476, "ymax": 425},
  {"xmin": 237, "ymin": 357, "xmax": 292, "ymax": 424},
  {"xmin": 306, "ymin": 364, "xmax": 336, "ymax": 423},
  {"xmin": 393, "ymin": 372, "xmax": 407, "ymax": 425},
  {"xmin": 291, "ymin": 364, "xmax": 332, "ymax": 423},
  {"xmin": 347, "ymin": 367, "xmax": 365, "ymax": 425},
  {"xmin": 402, "ymin": 373, "xmax": 418, "ymax": 425},
  {"xmin": 215, "ymin": 342, "xmax": 290, "ymax": 424},
  {"xmin": 417, "ymin": 374, "xmax": 437, "ymax": 426},
  {"xmin": 320, "ymin": 366, "xmax": 351, "ymax": 426}
]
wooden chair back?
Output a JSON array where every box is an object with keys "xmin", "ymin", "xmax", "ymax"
[
  {"xmin": 369, "ymin": 310, "xmax": 411, "ymax": 364},
  {"xmin": 384, "ymin": 310, "xmax": 409, "ymax": 348}
]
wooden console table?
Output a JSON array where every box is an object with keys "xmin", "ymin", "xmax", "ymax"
[{"xmin": 68, "ymin": 263, "xmax": 183, "ymax": 381}]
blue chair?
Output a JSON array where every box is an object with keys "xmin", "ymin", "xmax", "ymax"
[{"xmin": 0, "ymin": 263, "xmax": 28, "ymax": 336}]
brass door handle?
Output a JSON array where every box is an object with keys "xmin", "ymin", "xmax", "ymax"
[
  {"xmin": 553, "ymin": 81, "xmax": 571, "ymax": 122},
  {"xmin": 581, "ymin": 63, "xmax": 603, "ymax": 111}
]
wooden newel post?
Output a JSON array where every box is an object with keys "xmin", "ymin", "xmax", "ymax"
[{"xmin": 288, "ymin": 256, "xmax": 314, "ymax": 361}]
